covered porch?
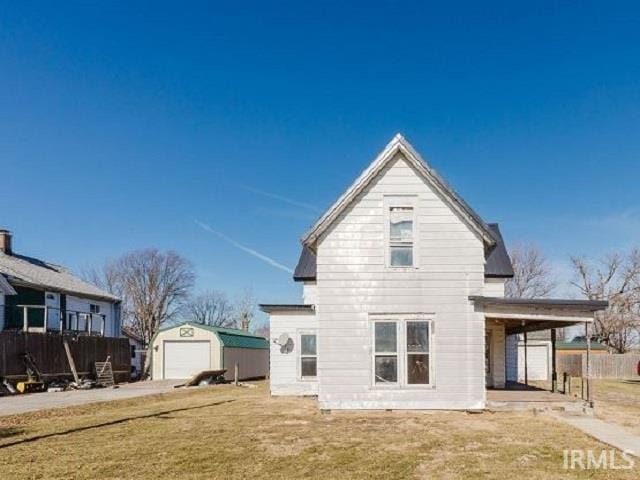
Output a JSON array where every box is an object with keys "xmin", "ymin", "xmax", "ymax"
[{"xmin": 471, "ymin": 296, "xmax": 608, "ymax": 407}]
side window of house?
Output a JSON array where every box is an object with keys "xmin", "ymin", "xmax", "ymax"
[
  {"xmin": 373, "ymin": 319, "xmax": 432, "ymax": 386},
  {"xmin": 89, "ymin": 304, "xmax": 100, "ymax": 314},
  {"xmin": 389, "ymin": 206, "xmax": 414, "ymax": 267},
  {"xmin": 406, "ymin": 321, "xmax": 430, "ymax": 384},
  {"xmin": 300, "ymin": 334, "xmax": 317, "ymax": 378},
  {"xmin": 131, "ymin": 345, "xmax": 136, "ymax": 359},
  {"xmin": 374, "ymin": 322, "xmax": 398, "ymax": 383}
]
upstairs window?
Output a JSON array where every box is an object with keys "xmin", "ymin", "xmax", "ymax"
[
  {"xmin": 389, "ymin": 206, "xmax": 414, "ymax": 267},
  {"xmin": 89, "ymin": 304, "xmax": 100, "ymax": 314},
  {"xmin": 300, "ymin": 333, "xmax": 317, "ymax": 378}
]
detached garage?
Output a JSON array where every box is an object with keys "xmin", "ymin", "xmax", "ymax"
[{"xmin": 151, "ymin": 322, "xmax": 269, "ymax": 381}]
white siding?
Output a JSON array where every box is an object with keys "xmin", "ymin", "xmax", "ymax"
[
  {"xmin": 316, "ymin": 154, "xmax": 486, "ymax": 410},
  {"xmin": 484, "ymin": 278, "xmax": 506, "ymax": 297},
  {"xmin": 302, "ymin": 282, "xmax": 318, "ymax": 304},
  {"xmin": 270, "ymin": 312, "xmax": 318, "ymax": 396}
]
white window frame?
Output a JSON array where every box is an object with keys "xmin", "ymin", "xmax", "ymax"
[
  {"xmin": 370, "ymin": 314, "xmax": 435, "ymax": 389},
  {"xmin": 298, "ymin": 330, "xmax": 317, "ymax": 381},
  {"xmin": 384, "ymin": 196, "xmax": 419, "ymax": 269},
  {"xmin": 372, "ymin": 320, "xmax": 399, "ymax": 387}
]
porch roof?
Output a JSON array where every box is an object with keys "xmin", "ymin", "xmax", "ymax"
[{"xmin": 469, "ymin": 296, "xmax": 609, "ymax": 335}]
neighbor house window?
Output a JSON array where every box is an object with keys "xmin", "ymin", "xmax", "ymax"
[
  {"xmin": 131, "ymin": 345, "xmax": 136, "ymax": 359},
  {"xmin": 389, "ymin": 206, "xmax": 414, "ymax": 267},
  {"xmin": 374, "ymin": 322, "xmax": 398, "ymax": 383},
  {"xmin": 373, "ymin": 318, "xmax": 433, "ymax": 387},
  {"xmin": 300, "ymin": 333, "xmax": 317, "ymax": 378},
  {"xmin": 89, "ymin": 304, "xmax": 100, "ymax": 314}
]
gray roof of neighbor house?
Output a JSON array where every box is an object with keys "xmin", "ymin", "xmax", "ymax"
[
  {"xmin": 0, "ymin": 273, "xmax": 17, "ymax": 295},
  {"xmin": 293, "ymin": 223, "xmax": 514, "ymax": 281},
  {"xmin": 0, "ymin": 252, "xmax": 120, "ymax": 302}
]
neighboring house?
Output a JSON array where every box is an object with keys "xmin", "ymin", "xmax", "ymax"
[
  {"xmin": 261, "ymin": 134, "xmax": 608, "ymax": 410},
  {"xmin": 150, "ymin": 322, "xmax": 269, "ymax": 381},
  {"xmin": 122, "ymin": 326, "xmax": 145, "ymax": 379},
  {"xmin": 0, "ymin": 230, "xmax": 121, "ymax": 336}
]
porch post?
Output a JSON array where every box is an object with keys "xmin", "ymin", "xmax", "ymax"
[
  {"xmin": 523, "ymin": 331, "xmax": 528, "ymax": 386},
  {"xmin": 585, "ymin": 322, "xmax": 591, "ymax": 403},
  {"xmin": 551, "ymin": 328, "xmax": 557, "ymax": 393}
]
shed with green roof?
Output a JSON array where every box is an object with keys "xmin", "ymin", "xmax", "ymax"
[{"xmin": 151, "ymin": 322, "xmax": 269, "ymax": 381}]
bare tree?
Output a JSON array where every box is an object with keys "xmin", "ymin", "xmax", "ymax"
[
  {"xmin": 85, "ymin": 249, "xmax": 195, "ymax": 377},
  {"xmin": 235, "ymin": 288, "xmax": 256, "ymax": 331},
  {"xmin": 571, "ymin": 249, "xmax": 640, "ymax": 353},
  {"xmin": 186, "ymin": 290, "xmax": 235, "ymax": 328},
  {"xmin": 253, "ymin": 322, "xmax": 270, "ymax": 339},
  {"xmin": 506, "ymin": 243, "xmax": 556, "ymax": 299}
]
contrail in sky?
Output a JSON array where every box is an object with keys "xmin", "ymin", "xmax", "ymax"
[
  {"xmin": 241, "ymin": 185, "xmax": 321, "ymax": 213},
  {"xmin": 195, "ymin": 220, "xmax": 293, "ymax": 274}
]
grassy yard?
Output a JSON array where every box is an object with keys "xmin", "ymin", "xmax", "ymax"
[
  {"xmin": 589, "ymin": 379, "xmax": 640, "ymax": 436},
  {"xmin": 0, "ymin": 381, "xmax": 638, "ymax": 479}
]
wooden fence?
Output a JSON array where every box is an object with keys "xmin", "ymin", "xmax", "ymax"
[
  {"xmin": 0, "ymin": 331, "xmax": 131, "ymax": 383},
  {"xmin": 558, "ymin": 353, "xmax": 640, "ymax": 379}
]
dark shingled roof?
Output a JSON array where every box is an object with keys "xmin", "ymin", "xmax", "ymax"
[
  {"xmin": 293, "ymin": 223, "xmax": 514, "ymax": 281},
  {"xmin": 485, "ymin": 224, "xmax": 514, "ymax": 278},
  {"xmin": 293, "ymin": 246, "xmax": 317, "ymax": 281}
]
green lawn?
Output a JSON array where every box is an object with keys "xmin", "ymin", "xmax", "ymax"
[{"xmin": 0, "ymin": 381, "xmax": 638, "ymax": 479}]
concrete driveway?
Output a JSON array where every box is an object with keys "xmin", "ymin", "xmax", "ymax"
[{"xmin": 0, "ymin": 380, "xmax": 183, "ymax": 416}]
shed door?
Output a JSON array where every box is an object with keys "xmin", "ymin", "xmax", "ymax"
[
  {"xmin": 519, "ymin": 344, "xmax": 549, "ymax": 381},
  {"xmin": 163, "ymin": 341, "xmax": 211, "ymax": 379}
]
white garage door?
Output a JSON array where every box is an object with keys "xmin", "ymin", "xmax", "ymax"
[
  {"xmin": 518, "ymin": 344, "xmax": 549, "ymax": 381},
  {"xmin": 163, "ymin": 341, "xmax": 211, "ymax": 379}
]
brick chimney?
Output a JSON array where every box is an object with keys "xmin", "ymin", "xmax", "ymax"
[{"xmin": 0, "ymin": 230, "xmax": 12, "ymax": 255}]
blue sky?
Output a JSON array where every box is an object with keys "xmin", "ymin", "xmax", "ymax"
[{"xmin": 1, "ymin": 1, "xmax": 639, "ymax": 325}]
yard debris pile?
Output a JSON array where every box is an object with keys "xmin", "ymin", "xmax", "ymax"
[{"xmin": 0, "ymin": 348, "xmax": 116, "ymax": 396}]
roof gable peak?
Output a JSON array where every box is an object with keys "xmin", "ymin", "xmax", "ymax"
[{"xmin": 301, "ymin": 134, "xmax": 497, "ymax": 248}]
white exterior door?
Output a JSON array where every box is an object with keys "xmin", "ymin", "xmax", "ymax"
[{"xmin": 163, "ymin": 341, "xmax": 211, "ymax": 379}]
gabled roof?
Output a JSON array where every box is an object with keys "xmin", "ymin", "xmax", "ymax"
[
  {"xmin": 159, "ymin": 322, "xmax": 269, "ymax": 350},
  {"xmin": 0, "ymin": 251, "xmax": 120, "ymax": 302},
  {"xmin": 292, "ymin": 223, "xmax": 514, "ymax": 282},
  {"xmin": 302, "ymin": 134, "xmax": 498, "ymax": 249}
]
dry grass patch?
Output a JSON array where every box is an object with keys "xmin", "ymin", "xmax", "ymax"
[{"xmin": 0, "ymin": 382, "xmax": 638, "ymax": 479}]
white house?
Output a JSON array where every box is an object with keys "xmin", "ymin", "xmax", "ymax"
[
  {"xmin": 0, "ymin": 229, "xmax": 121, "ymax": 337},
  {"xmin": 261, "ymin": 134, "xmax": 607, "ymax": 410}
]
